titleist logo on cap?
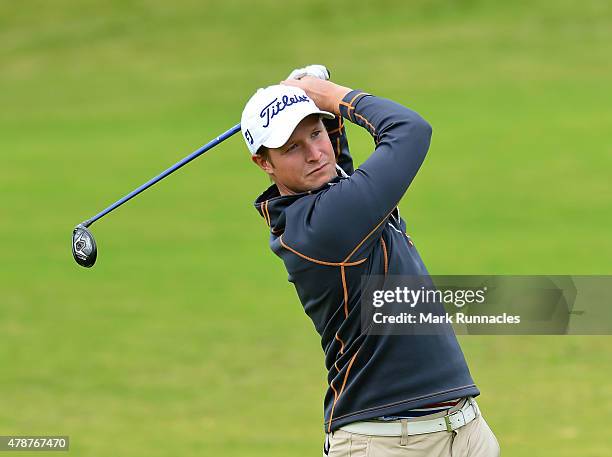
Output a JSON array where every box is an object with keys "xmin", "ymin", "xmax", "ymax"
[
  {"xmin": 241, "ymin": 84, "xmax": 334, "ymax": 155},
  {"xmin": 260, "ymin": 94, "xmax": 310, "ymax": 128}
]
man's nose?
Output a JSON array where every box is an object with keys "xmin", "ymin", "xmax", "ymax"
[{"xmin": 304, "ymin": 142, "xmax": 322, "ymax": 162}]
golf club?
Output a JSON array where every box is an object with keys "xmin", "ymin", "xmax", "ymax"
[{"xmin": 72, "ymin": 123, "xmax": 241, "ymax": 268}]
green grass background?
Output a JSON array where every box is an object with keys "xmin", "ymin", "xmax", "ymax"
[{"xmin": 1, "ymin": 0, "xmax": 611, "ymax": 455}]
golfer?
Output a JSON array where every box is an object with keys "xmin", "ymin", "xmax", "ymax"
[{"xmin": 241, "ymin": 66, "xmax": 500, "ymax": 457}]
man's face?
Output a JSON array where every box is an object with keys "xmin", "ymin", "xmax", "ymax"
[{"xmin": 252, "ymin": 114, "xmax": 336, "ymax": 195}]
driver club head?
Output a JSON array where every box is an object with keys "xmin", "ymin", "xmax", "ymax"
[{"xmin": 72, "ymin": 224, "xmax": 97, "ymax": 268}]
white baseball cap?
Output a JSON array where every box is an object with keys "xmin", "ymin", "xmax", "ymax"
[{"xmin": 240, "ymin": 84, "xmax": 334, "ymax": 155}]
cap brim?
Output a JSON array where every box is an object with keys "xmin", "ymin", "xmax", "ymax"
[{"xmin": 262, "ymin": 110, "xmax": 335, "ymax": 150}]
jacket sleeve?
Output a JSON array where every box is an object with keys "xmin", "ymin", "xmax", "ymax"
[
  {"xmin": 323, "ymin": 113, "xmax": 354, "ymax": 176},
  {"xmin": 291, "ymin": 90, "xmax": 432, "ymax": 262}
]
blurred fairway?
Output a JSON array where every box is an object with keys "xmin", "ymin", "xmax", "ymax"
[{"xmin": 1, "ymin": 0, "xmax": 611, "ymax": 455}]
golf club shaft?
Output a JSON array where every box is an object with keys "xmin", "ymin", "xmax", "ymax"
[{"xmin": 81, "ymin": 123, "xmax": 241, "ymax": 228}]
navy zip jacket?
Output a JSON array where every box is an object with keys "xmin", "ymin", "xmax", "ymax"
[{"xmin": 254, "ymin": 90, "xmax": 479, "ymax": 432}]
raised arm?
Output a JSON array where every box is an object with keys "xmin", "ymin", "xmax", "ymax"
[{"xmin": 282, "ymin": 77, "xmax": 432, "ymax": 262}]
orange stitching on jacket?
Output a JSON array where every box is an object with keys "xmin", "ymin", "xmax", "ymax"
[
  {"xmin": 328, "ymin": 380, "xmax": 339, "ymax": 433},
  {"xmin": 381, "ymin": 237, "xmax": 388, "ymax": 275},
  {"xmin": 339, "ymin": 350, "xmax": 360, "ymax": 397},
  {"xmin": 279, "ymin": 236, "xmax": 368, "ymax": 267},
  {"xmin": 334, "ymin": 113, "xmax": 344, "ymax": 156},
  {"xmin": 341, "ymin": 266, "xmax": 349, "ymax": 318},
  {"xmin": 335, "ymin": 332, "xmax": 345, "ymax": 354},
  {"xmin": 342, "ymin": 207, "xmax": 396, "ymax": 263},
  {"xmin": 327, "ymin": 118, "xmax": 344, "ymax": 135},
  {"xmin": 265, "ymin": 200, "xmax": 272, "ymax": 227},
  {"xmin": 261, "ymin": 200, "xmax": 271, "ymax": 227},
  {"xmin": 328, "ymin": 349, "xmax": 361, "ymax": 432},
  {"xmin": 347, "ymin": 92, "xmax": 367, "ymax": 108},
  {"xmin": 355, "ymin": 113, "xmax": 376, "ymax": 135},
  {"xmin": 338, "ymin": 101, "xmax": 354, "ymax": 121},
  {"xmin": 340, "ymin": 92, "xmax": 368, "ymax": 124}
]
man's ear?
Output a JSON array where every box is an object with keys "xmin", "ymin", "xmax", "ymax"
[{"xmin": 252, "ymin": 154, "xmax": 275, "ymax": 176}]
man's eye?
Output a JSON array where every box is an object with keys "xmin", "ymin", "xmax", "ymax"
[
  {"xmin": 285, "ymin": 144, "xmax": 298, "ymax": 153},
  {"xmin": 312, "ymin": 130, "xmax": 321, "ymax": 138}
]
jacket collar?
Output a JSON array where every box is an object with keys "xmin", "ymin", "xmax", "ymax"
[{"xmin": 254, "ymin": 176, "xmax": 343, "ymax": 234}]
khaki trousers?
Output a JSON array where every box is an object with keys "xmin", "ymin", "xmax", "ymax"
[{"xmin": 328, "ymin": 415, "xmax": 500, "ymax": 457}]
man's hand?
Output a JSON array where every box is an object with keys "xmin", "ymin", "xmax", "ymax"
[
  {"xmin": 286, "ymin": 64, "xmax": 330, "ymax": 81},
  {"xmin": 281, "ymin": 77, "xmax": 352, "ymax": 116}
]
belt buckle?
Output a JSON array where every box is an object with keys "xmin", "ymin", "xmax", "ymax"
[{"xmin": 444, "ymin": 406, "xmax": 467, "ymax": 432}]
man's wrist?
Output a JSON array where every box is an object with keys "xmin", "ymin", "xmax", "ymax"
[{"xmin": 332, "ymin": 87, "xmax": 352, "ymax": 115}]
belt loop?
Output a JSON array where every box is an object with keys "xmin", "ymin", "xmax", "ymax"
[
  {"xmin": 469, "ymin": 397, "xmax": 480, "ymax": 419},
  {"xmin": 400, "ymin": 419, "xmax": 409, "ymax": 446},
  {"xmin": 444, "ymin": 415, "xmax": 453, "ymax": 432}
]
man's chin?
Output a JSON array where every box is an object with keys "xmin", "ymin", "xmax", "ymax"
[{"xmin": 308, "ymin": 169, "xmax": 336, "ymax": 189}]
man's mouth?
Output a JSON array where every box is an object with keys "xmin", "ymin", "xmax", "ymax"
[{"xmin": 308, "ymin": 163, "xmax": 328, "ymax": 175}]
